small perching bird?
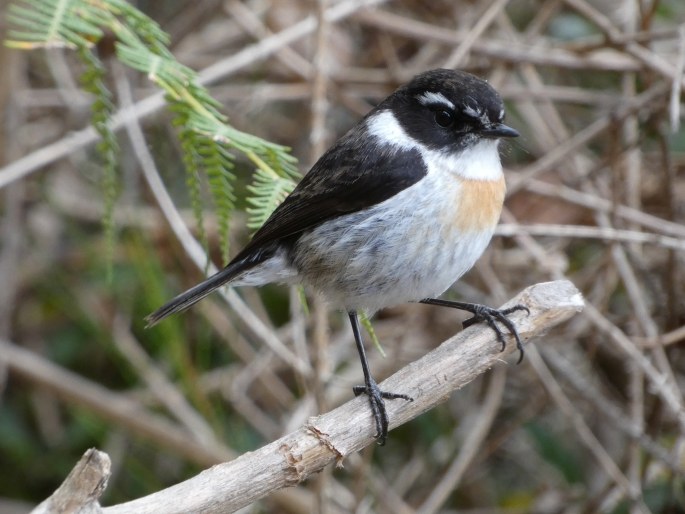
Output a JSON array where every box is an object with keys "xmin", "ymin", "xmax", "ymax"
[{"xmin": 147, "ymin": 69, "xmax": 527, "ymax": 445}]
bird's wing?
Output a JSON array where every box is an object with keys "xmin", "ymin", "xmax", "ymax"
[
  {"xmin": 146, "ymin": 121, "xmax": 427, "ymax": 326},
  {"xmin": 235, "ymin": 125, "xmax": 427, "ymax": 262}
]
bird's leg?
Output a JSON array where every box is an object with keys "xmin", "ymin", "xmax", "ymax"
[
  {"xmin": 348, "ymin": 311, "xmax": 413, "ymax": 445},
  {"xmin": 420, "ymin": 299, "xmax": 529, "ymax": 363}
]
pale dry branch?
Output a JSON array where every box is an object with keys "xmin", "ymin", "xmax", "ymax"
[
  {"xmin": 354, "ymin": 9, "xmax": 644, "ymax": 72},
  {"xmin": 94, "ymin": 280, "xmax": 582, "ymax": 514},
  {"xmin": 443, "ymin": 0, "xmax": 510, "ymax": 68},
  {"xmin": 111, "ymin": 315, "xmax": 221, "ymax": 448},
  {"xmin": 417, "ymin": 365, "xmax": 507, "ymax": 514},
  {"xmin": 495, "ymin": 223, "xmax": 685, "ymax": 251},
  {"xmin": 523, "ymin": 179, "xmax": 685, "ymax": 239},
  {"xmin": 32, "ymin": 449, "xmax": 111, "ymax": 514},
  {"xmin": 526, "ymin": 347, "xmax": 651, "ymax": 513}
]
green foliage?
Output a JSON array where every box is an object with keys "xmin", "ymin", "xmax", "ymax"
[
  {"xmin": 525, "ymin": 421, "xmax": 583, "ymax": 485},
  {"xmin": 7, "ymin": 0, "xmax": 106, "ymax": 49},
  {"xmin": 360, "ymin": 311, "xmax": 386, "ymax": 358},
  {"xmin": 5, "ymin": 0, "xmax": 300, "ymax": 265},
  {"xmin": 77, "ymin": 45, "xmax": 119, "ymax": 281},
  {"xmin": 246, "ymin": 166, "xmax": 296, "ymax": 231},
  {"xmin": 171, "ymin": 103, "xmax": 209, "ymax": 256}
]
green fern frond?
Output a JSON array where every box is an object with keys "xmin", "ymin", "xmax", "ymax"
[
  {"xmin": 117, "ymin": 42, "xmax": 246, "ymax": 256},
  {"xmin": 7, "ymin": 0, "xmax": 108, "ymax": 48},
  {"xmin": 106, "ymin": 0, "xmax": 170, "ymax": 53},
  {"xmin": 77, "ymin": 45, "xmax": 119, "ymax": 282},
  {"xmin": 200, "ymin": 138, "xmax": 235, "ymax": 265},
  {"xmin": 192, "ymin": 116, "xmax": 300, "ymax": 181},
  {"xmin": 171, "ymin": 102, "xmax": 208, "ymax": 258},
  {"xmin": 6, "ymin": 0, "xmax": 301, "ymax": 271},
  {"xmin": 246, "ymin": 167, "xmax": 296, "ymax": 230}
]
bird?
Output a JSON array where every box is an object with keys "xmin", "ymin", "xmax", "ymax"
[{"xmin": 146, "ymin": 68, "xmax": 527, "ymax": 445}]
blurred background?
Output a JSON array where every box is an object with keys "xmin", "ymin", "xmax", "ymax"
[{"xmin": 1, "ymin": 0, "xmax": 684, "ymax": 512}]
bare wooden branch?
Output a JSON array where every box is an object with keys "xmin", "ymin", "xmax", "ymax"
[
  {"xmin": 99, "ymin": 280, "xmax": 583, "ymax": 514},
  {"xmin": 32, "ymin": 449, "xmax": 110, "ymax": 514}
]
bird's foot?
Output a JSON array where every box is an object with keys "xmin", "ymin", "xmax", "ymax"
[
  {"xmin": 352, "ymin": 379, "xmax": 413, "ymax": 445},
  {"xmin": 461, "ymin": 303, "xmax": 530, "ymax": 363}
]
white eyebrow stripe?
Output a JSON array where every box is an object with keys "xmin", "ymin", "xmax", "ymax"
[
  {"xmin": 463, "ymin": 104, "xmax": 481, "ymax": 118},
  {"xmin": 416, "ymin": 91, "xmax": 455, "ymax": 110}
]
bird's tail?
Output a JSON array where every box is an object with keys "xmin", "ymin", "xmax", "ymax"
[{"xmin": 145, "ymin": 259, "xmax": 251, "ymax": 327}]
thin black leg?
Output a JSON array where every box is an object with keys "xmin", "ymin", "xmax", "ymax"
[
  {"xmin": 420, "ymin": 299, "xmax": 530, "ymax": 363},
  {"xmin": 348, "ymin": 311, "xmax": 413, "ymax": 445}
]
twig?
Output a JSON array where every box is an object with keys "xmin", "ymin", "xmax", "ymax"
[
  {"xmin": 97, "ymin": 280, "xmax": 583, "ymax": 514},
  {"xmin": 526, "ymin": 347, "xmax": 652, "ymax": 513},
  {"xmin": 501, "ymin": 210, "xmax": 685, "ymax": 437},
  {"xmin": 565, "ymin": 27, "xmax": 682, "ymax": 51},
  {"xmin": 223, "ymin": 0, "xmax": 314, "ymax": 80},
  {"xmin": 523, "ymin": 179, "xmax": 685, "ymax": 239},
  {"xmin": 111, "ymin": 315, "xmax": 222, "ymax": 449},
  {"xmin": 418, "ymin": 366, "xmax": 507, "ymax": 514},
  {"xmin": 562, "ymin": 0, "xmax": 685, "ymax": 88},
  {"xmin": 354, "ymin": 9, "xmax": 643, "ymax": 71},
  {"xmin": 507, "ymin": 82, "xmax": 669, "ymax": 194},
  {"xmin": 542, "ymin": 349, "xmax": 682, "ymax": 473},
  {"xmin": 444, "ymin": 0, "xmax": 511, "ymax": 68},
  {"xmin": 636, "ymin": 324, "xmax": 685, "ymax": 348},
  {"xmin": 582, "ymin": 302, "xmax": 685, "ymax": 433},
  {"xmin": 32, "ymin": 449, "xmax": 111, "ymax": 514},
  {"xmin": 670, "ymin": 25, "xmax": 685, "ymax": 132},
  {"xmin": 495, "ymin": 223, "xmax": 685, "ymax": 251}
]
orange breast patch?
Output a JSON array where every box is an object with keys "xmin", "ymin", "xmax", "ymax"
[{"xmin": 450, "ymin": 176, "xmax": 506, "ymax": 233}]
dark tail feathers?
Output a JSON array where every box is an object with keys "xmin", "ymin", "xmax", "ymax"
[{"xmin": 145, "ymin": 260, "xmax": 250, "ymax": 327}]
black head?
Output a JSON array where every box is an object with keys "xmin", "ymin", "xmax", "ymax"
[{"xmin": 376, "ymin": 69, "xmax": 518, "ymax": 152}]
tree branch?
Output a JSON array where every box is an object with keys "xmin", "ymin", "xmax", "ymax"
[
  {"xmin": 32, "ymin": 449, "xmax": 110, "ymax": 514},
  {"xmin": 88, "ymin": 280, "xmax": 583, "ymax": 514}
]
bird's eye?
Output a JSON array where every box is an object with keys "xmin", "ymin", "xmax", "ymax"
[{"xmin": 434, "ymin": 109, "xmax": 454, "ymax": 128}]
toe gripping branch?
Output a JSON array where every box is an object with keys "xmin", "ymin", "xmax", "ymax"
[
  {"xmin": 346, "ymin": 299, "xmax": 528, "ymax": 445},
  {"xmin": 420, "ymin": 299, "xmax": 530, "ymax": 364},
  {"xmin": 348, "ymin": 312, "xmax": 413, "ymax": 445}
]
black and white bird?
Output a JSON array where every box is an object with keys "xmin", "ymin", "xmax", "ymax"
[{"xmin": 147, "ymin": 68, "xmax": 526, "ymax": 445}]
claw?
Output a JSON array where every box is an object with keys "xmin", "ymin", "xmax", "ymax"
[
  {"xmin": 353, "ymin": 380, "xmax": 413, "ymax": 445},
  {"xmin": 421, "ymin": 299, "xmax": 530, "ymax": 363},
  {"xmin": 464, "ymin": 304, "xmax": 529, "ymax": 363}
]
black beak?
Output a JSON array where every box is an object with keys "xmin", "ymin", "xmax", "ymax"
[{"xmin": 479, "ymin": 123, "xmax": 519, "ymax": 139}]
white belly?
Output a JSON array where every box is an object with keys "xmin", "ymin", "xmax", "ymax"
[{"xmin": 291, "ymin": 172, "xmax": 498, "ymax": 312}]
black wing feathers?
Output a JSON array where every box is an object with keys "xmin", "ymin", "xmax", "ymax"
[
  {"xmin": 147, "ymin": 113, "xmax": 426, "ymax": 325},
  {"xmin": 234, "ymin": 120, "xmax": 427, "ymax": 261}
]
